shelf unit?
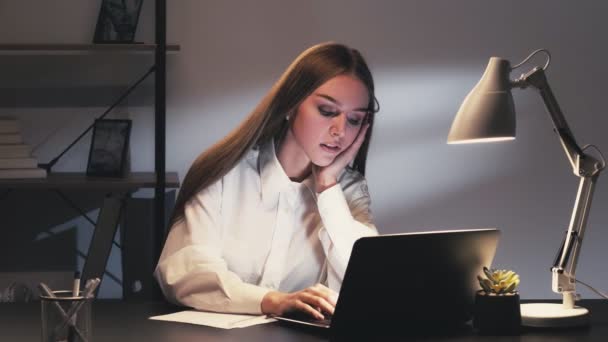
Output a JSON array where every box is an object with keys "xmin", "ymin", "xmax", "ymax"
[
  {"xmin": 0, "ymin": 0, "xmax": 176, "ymax": 296},
  {"xmin": 0, "ymin": 172, "xmax": 179, "ymax": 190},
  {"xmin": 0, "ymin": 172, "xmax": 180, "ymax": 299}
]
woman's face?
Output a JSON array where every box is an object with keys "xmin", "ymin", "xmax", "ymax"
[{"xmin": 288, "ymin": 74, "xmax": 370, "ymax": 167}]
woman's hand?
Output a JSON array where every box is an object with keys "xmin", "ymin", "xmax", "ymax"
[
  {"xmin": 313, "ymin": 123, "xmax": 370, "ymax": 193},
  {"xmin": 261, "ymin": 283, "xmax": 338, "ymax": 320}
]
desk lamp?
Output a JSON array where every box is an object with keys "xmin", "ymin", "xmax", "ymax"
[{"xmin": 447, "ymin": 49, "xmax": 606, "ymax": 327}]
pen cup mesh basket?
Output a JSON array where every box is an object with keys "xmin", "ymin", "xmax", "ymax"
[{"xmin": 40, "ymin": 290, "xmax": 92, "ymax": 342}]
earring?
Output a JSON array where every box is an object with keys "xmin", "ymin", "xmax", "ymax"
[{"xmin": 285, "ymin": 114, "xmax": 290, "ymax": 121}]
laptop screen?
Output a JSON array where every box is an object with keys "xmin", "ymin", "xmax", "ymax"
[{"xmin": 330, "ymin": 228, "xmax": 500, "ymax": 335}]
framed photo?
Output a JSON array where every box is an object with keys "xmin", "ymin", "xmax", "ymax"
[
  {"xmin": 93, "ymin": 0, "xmax": 144, "ymax": 43},
  {"xmin": 87, "ymin": 119, "xmax": 131, "ymax": 177}
]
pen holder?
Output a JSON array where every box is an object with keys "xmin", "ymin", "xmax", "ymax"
[{"xmin": 40, "ymin": 290, "xmax": 92, "ymax": 342}]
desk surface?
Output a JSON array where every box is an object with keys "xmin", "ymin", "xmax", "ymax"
[{"xmin": 1, "ymin": 300, "xmax": 607, "ymax": 341}]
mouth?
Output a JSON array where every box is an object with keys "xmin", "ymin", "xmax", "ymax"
[{"xmin": 320, "ymin": 143, "xmax": 341, "ymax": 154}]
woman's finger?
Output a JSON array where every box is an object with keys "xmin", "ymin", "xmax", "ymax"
[
  {"xmin": 313, "ymin": 283, "xmax": 334, "ymax": 293},
  {"xmin": 294, "ymin": 299, "xmax": 325, "ymax": 320},
  {"xmin": 353, "ymin": 123, "xmax": 370, "ymax": 148},
  {"xmin": 299, "ymin": 292, "xmax": 335, "ymax": 315},
  {"xmin": 306, "ymin": 285, "xmax": 337, "ymax": 306},
  {"xmin": 340, "ymin": 123, "xmax": 369, "ymax": 161}
]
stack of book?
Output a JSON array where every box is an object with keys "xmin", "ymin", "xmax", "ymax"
[{"xmin": 0, "ymin": 118, "xmax": 47, "ymax": 179}]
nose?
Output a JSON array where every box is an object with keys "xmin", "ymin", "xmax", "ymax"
[{"xmin": 329, "ymin": 114, "xmax": 346, "ymax": 138}]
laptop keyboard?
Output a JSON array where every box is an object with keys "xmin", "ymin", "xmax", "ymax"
[
  {"xmin": 314, "ymin": 315, "xmax": 332, "ymax": 326},
  {"xmin": 282, "ymin": 311, "xmax": 333, "ymax": 327}
]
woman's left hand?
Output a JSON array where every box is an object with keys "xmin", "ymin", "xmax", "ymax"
[{"xmin": 313, "ymin": 123, "xmax": 370, "ymax": 193}]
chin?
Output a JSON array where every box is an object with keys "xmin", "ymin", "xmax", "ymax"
[{"xmin": 311, "ymin": 156, "xmax": 335, "ymax": 167}]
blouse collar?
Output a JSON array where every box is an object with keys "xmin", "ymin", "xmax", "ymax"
[{"xmin": 259, "ymin": 140, "xmax": 316, "ymax": 209}]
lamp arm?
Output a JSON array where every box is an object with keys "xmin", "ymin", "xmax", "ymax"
[
  {"xmin": 552, "ymin": 175, "xmax": 598, "ymax": 295},
  {"xmin": 514, "ymin": 67, "xmax": 584, "ymax": 169},
  {"xmin": 515, "ymin": 67, "xmax": 604, "ymax": 306}
]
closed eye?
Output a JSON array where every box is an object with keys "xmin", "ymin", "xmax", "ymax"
[
  {"xmin": 347, "ymin": 117, "xmax": 362, "ymax": 126},
  {"xmin": 318, "ymin": 106, "xmax": 338, "ymax": 117},
  {"xmin": 318, "ymin": 105, "xmax": 364, "ymax": 126}
]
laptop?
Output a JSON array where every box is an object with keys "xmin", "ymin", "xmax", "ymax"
[{"xmin": 273, "ymin": 228, "xmax": 500, "ymax": 337}]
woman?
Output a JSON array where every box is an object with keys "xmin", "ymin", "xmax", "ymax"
[{"xmin": 155, "ymin": 42, "xmax": 380, "ymax": 320}]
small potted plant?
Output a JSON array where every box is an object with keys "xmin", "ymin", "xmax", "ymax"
[{"xmin": 473, "ymin": 267, "xmax": 522, "ymax": 335}]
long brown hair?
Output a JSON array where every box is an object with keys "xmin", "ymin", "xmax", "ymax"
[{"xmin": 170, "ymin": 42, "xmax": 379, "ymax": 226}]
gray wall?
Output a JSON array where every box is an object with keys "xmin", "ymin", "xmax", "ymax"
[{"xmin": 1, "ymin": 1, "xmax": 607, "ymax": 300}]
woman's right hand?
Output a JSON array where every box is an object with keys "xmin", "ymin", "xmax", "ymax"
[{"xmin": 261, "ymin": 283, "xmax": 338, "ymax": 320}]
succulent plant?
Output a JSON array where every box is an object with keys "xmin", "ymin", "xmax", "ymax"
[{"xmin": 477, "ymin": 267, "xmax": 520, "ymax": 295}]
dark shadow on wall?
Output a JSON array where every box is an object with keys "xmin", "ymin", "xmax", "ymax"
[
  {"xmin": 0, "ymin": 187, "xmax": 176, "ymax": 300},
  {"xmin": 0, "ymin": 189, "xmax": 103, "ymax": 273}
]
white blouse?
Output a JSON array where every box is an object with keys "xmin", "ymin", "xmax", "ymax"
[{"xmin": 154, "ymin": 141, "xmax": 378, "ymax": 314}]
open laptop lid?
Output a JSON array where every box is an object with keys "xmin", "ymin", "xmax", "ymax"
[{"xmin": 330, "ymin": 228, "xmax": 500, "ymax": 336}]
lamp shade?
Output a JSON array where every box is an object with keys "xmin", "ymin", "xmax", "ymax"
[{"xmin": 448, "ymin": 57, "xmax": 516, "ymax": 144}]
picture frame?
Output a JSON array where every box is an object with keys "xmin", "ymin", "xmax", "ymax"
[
  {"xmin": 86, "ymin": 119, "xmax": 132, "ymax": 177},
  {"xmin": 93, "ymin": 0, "xmax": 144, "ymax": 43}
]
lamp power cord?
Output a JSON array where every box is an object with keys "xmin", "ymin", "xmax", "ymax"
[
  {"xmin": 512, "ymin": 49, "xmax": 551, "ymax": 71},
  {"xmin": 576, "ymin": 279, "xmax": 608, "ymax": 300}
]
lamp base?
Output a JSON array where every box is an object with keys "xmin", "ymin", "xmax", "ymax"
[{"xmin": 520, "ymin": 303, "xmax": 589, "ymax": 328}]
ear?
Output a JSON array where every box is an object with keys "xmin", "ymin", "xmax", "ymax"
[{"xmin": 286, "ymin": 109, "xmax": 297, "ymax": 121}]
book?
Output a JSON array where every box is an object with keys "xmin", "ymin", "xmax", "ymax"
[
  {"xmin": 0, "ymin": 157, "xmax": 38, "ymax": 169},
  {"xmin": 0, "ymin": 119, "xmax": 19, "ymax": 134},
  {"xmin": 0, "ymin": 133, "xmax": 22, "ymax": 144},
  {"xmin": 0, "ymin": 168, "xmax": 46, "ymax": 179},
  {"xmin": 0, "ymin": 144, "xmax": 30, "ymax": 158}
]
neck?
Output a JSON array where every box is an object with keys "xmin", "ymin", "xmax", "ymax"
[{"xmin": 276, "ymin": 130, "xmax": 312, "ymax": 182}]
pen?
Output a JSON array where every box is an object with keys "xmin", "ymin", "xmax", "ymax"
[
  {"xmin": 72, "ymin": 271, "xmax": 81, "ymax": 297},
  {"xmin": 68, "ymin": 271, "xmax": 81, "ymax": 342},
  {"xmin": 54, "ymin": 278, "xmax": 101, "ymax": 338},
  {"xmin": 37, "ymin": 282, "xmax": 62, "ymax": 313}
]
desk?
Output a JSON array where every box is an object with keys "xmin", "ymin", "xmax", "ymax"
[
  {"xmin": 0, "ymin": 172, "xmax": 180, "ymax": 296},
  {"xmin": 1, "ymin": 300, "xmax": 607, "ymax": 341}
]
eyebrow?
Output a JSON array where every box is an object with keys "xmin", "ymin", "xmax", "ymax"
[{"xmin": 315, "ymin": 94, "xmax": 369, "ymax": 113}]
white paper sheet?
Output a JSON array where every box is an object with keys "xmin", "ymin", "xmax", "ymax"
[{"xmin": 149, "ymin": 310, "xmax": 277, "ymax": 329}]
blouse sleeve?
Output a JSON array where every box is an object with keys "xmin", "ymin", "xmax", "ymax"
[
  {"xmin": 316, "ymin": 176, "xmax": 378, "ymax": 291},
  {"xmin": 154, "ymin": 180, "xmax": 270, "ymax": 314}
]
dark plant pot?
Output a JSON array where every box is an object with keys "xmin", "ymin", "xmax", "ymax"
[{"xmin": 473, "ymin": 291, "xmax": 522, "ymax": 335}]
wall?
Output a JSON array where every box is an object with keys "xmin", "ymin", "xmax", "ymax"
[{"xmin": 1, "ymin": 0, "xmax": 607, "ymax": 300}]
